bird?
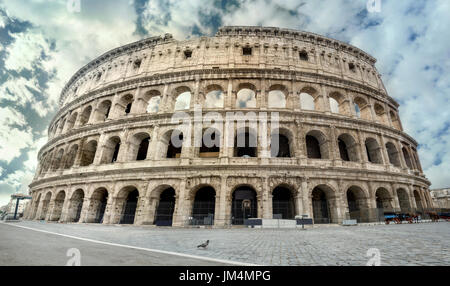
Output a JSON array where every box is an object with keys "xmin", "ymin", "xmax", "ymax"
[{"xmin": 197, "ymin": 240, "xmax": 209, "ymax": 249}]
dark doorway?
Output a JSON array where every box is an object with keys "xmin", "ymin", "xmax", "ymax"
[
  {"xmin": 120, "ymin": 189, "xmax": 138, "ymax": 224},
  {"xmin": 234, "ymin": 132, "xmax": 257, "ymax": 157},
  {"xmin": 312, "ymin": 187, "xmax": 330, "ymax": 224},
  {"xmin": 272, "ymin": 187, "xmax": 295, "ymax": 219},
  {"xmin": 167, "ymin": 132, "xmax": 183, "ymax": 158},
  {"xmin": 154, "ymin": 188, "xmax": 176, "ymax": 226},
  {"xmin": 338, "ymin": 139, "xmax": 350, "ymax": 161},
  {"xmin": 94, "ymin": 191, "xmax": 108, "ymax": 223},
  {"xmin": 271, "ymin": 134, "xmax": 291, "ymax": 157},
  {"xmin": 136, "ymin": 137, "xmax": 150, "ymax": 160},
  {"xmin": 306, "ymin": 135, "xmax": 321, "ymax": 159},
  {"xmin": 232, "ymin": 187, "xmax": 257, "ymax": 225},
  {"xmin": 191, "ymin": 187, "xmax": 216, "ymax": 225}
]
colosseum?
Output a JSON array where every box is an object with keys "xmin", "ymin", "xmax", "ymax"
[{"xmin": 25, "ymin": 26, "xmax": 433, "ymax": 227}]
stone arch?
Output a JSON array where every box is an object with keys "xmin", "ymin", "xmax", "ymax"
[
  {"xmin": 236, "ymin": 83, "xmax": 257, "ymax": 108},
  {"xmin": 329, "ymin": 91, "xmax": 348, "ymax": 115},
  {"xmin": 353, "ymin": 96, "xmax": 371, "ymax": 120},
  {"xmin": 397, "ymin": 188, "xmax": 411, "ymax": 212},
  {"xmin": 128, "ymin": 132, "xmax": 151, "ymax": 161},
  {"xmin": 78, "ymin": 105, "xmax": 92, "ymax": 126},
  {"xmin": 272, "ymin": 185, "xmax": 296, "ymax": 219},
  {"xmin": 95, "ymin": 99, "xmax": 112, "ymax": 122},
  {"xmin": 101, "ymin": 136, "xmax": 121, "ymax": 164},
  {"xmin": 116, "ymin": 186, "xmax": 140, "ymax": 224},
  {"xmin": 142, "ymin": 90, "xmax": 162, "ymax": 113},
  {"xmin": 375, "ymin": 187, "xmax": 394, "ymax": 219},
  {"xmin": 64, "ymin": 144, "xmax": 79, "ymax": 169},
  {"xmin": 80, "ymin": 139, "xmax": 97, "ymax": 166},
  {"xmin": 365, "ymin": 137, "xmax": 383, "ymax": 164},
  {"xmin": 234, "ymin": 126, "xmax": 258, "ymax": 157},
  {"xmin": 173, "ymin": 86, "xmax": 191, "ymax": 111},
  {"xmin": 153, "ymin": 186, "xmax": 176, "ymax": 226},
  {"xmin": 86, "ymin": 187, "xmax": 108, "ymax": 223},
  {"xmin": 67, "ymin": 189, "xmax": 85, "ymax": 222},
  {"xmin": 190, "ymin": 185, "xmax": 216, "ymax": 226},
  {"xmin": 390, "ymin": 110, "xmax": 402, "ymax": 130},
  {"xmin": 50, "ymin": 190, "xmax": 66, "ymax": 221},
  {"xmin": 270, "ymin": 127, "xmax": 294, "ymax": 158},
  {"xmin": 386, "ymin": 142, "xmax": 401, "ymax": 167},
  {"xmin": 65, "ymin": 112, "xmax": 78, "ymax": 131},
  {"xmin": 157, "ymin": 129, "xmax": 183, "ymax": 159},
  {"xmin": 204, "ymin": 84, "xmax": 224, "ymax": 108},
  {"xmin": 299, "ymin": 86, "xmax": 321, "ymax": 111},
  {"xmin": 31, "ymin": 193, "xmax": 42, "ymax": 219},
  {"xmin": 402, "ymin": 147, "xmax": 413, "ymax": 169},
  {"xmin": 198, "ymin": 127, "xmax": 221, "ymax": 158},
  {"xmin": 413, "ymin": 190, "xmax": 424, "ymax": 211},
  {"xmin": 337, "ymin": 133, "xmax": 359, "ymax": 162},
  {"xmin": 346, "ymin": 185, "xmax": 370, "ymax": 222},
  {"xmin": 310, "ymin": 184, "xmax": 338, "ymax": 224},
  {"xmin": 267, "ymin": 84, "xmax": 288, "ymax": 108},
  {"xmin": 51, "ymin": 148, "xmax": 65, "ymax": 171},
  {"xmin": 305, "ymin": 130, "xmax": 330, "ymax": 159},
  {"xmin": 231, "ymin": 185, "xmax": 258, "ymax": 225},
  {"xmin": 374, "ymin": 103, "xmax": 387, "ymax": 124}
]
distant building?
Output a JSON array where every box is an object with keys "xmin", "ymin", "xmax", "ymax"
[
  {"xmin": 430, "ymin": 188, "xmax": 450, "ymax": 209},
  {"xmin": 5, "ymin": 194, "xmax": 31, "ymax": 218}
]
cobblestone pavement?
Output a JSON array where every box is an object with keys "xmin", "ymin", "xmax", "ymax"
[{"xmin": 7, "ymin": 221, "xmax": 450, "ymax": 266}]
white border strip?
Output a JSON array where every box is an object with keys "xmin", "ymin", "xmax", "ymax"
[{"xmin": 1, "ymin": 222, "xmax": 258, "ymax": 266}]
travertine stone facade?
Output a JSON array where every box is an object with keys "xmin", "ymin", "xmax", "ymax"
[
  {"xmin": 26, "ymin": 26, "xmax": 432, "ymax": 226},
  {"xmin": 430, "ymin": 188, "xmax": 450, "ymax": 209}
]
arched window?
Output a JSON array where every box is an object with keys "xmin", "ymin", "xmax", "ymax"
[
  {"xmin": 329, "ymin": 97, "xmax": 339, "ymax": 114},
  {"xmin": 147, "ymin": 96, "xmax": 161, "ymax": 113},
  {"xmin": 205, "ymin": 88, "xmax": 224, "ymax": 108},
  {"xmin": 354, "ymin": 97, "xmax": 370, "ymax": 120},
  {"xmin": 268, "ymin": 89, "xmax": 286, "ymax": 108},
  {"xmin": 64, "ymin": 145, "xmax": 78, "ymax": 169},
  {"xmin": 174, "ymin": 91, "xmax": 191, "ymax": 111},
  {"xmin": 234, "ymin": 130, "xmax": 257, "ymax": 157},
  {"xmin": 306, "ymin": 131, "xmax": 329, "ymax": 159},
  {"xmin": 199, "ymin": 129, "xmax": 220, "ymax": 158},
  {"xmin": 66, "ymin": 112, "xmax": 78, "ymax": 130},
  {"xmin": 136, "ymin": 136, "xmax": 150, "ymax": 161},
  {"xmin": 300, "ymin": 92, "xmax": 315, "ymax": 110},
  {"xmin": 117, "ymin": 94, "xmax": 134, "ymax": 116},
  {"xmin": 390, "ymin": 111, "xmax": 401, "ymax": 130},
  {"xmin": 166, "ymin": 130, "xmax": 183, "ymax": 158},
  {"xmin": 236, "ymin": 85, "xmax": 256, "ymax": 108},
  {"xmin": 365, "ymin": 138, "xmax": 383, "ymax": 164},
  {"xmin": 52, "ymin": 149, "xmax": 64, "ymax": 171},
  {"xmin": 96, "ymin": 100, "xmax": 111, "ymax": 122},
  {"xmin": 80, "ymin": 140, "xmax": 97, "ymax": 166},
  {"xmin": 271, "ymin": 133, "xmax": 291, "ymax": 158},
  {"xmin": 337, "ymin": 134, "xmax": 359, "ymax": 162},
  {"xmin": 354, "ymin": 103, "xmax": 361, "ymax": 118},
  {"xmin": 386, "ymin": 142, "xmax": 401, "ymax": 167},
  {"xmin": 402, "ymin": 147, "xmax": 413, "ymax": 169},
  {"xmin": 101, "ymin": 137, "xmax": 121, "ymax": 164},
  {"xmin": 79, "ymin": 106, "xmax": 92, "ymax": 126}
]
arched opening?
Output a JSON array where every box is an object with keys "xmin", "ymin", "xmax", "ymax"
[
  {"xmin": 80, "ymin": 140, "xmax": 97, "ymax": 166},
  {"xmin": 191, "ymin": 186, "xmax": 216, "ymax": 225},
  {"xmin": 50, "ymin": 191, "xmax": 65, "ymax": 221},
  {"xmin": 154, "ymin": 187, "xmax": 176, "ymax": 226},
  {"xmin": 375, "ymin": 188, "xmax": 393, "ymax": 220},
  {"xmin": 306, "ymin": 130, "xmax": 329, "ymax": 159},
  {"xmin": 236, "ymin": 85, "xmax": 256, "ymax": 108},
  {"xmin": 338, "ymin": 134, "xmax": 359, "ymax": 162},
  {"xmin": 68, "ymin": 189, "xmax": 84, "ymax": 222},
  {"xmin": 329, "ymin": 97, "xmax": 339, "ymax": 114},
  {"xmin": 128, "ymin": 132, "xmax": 151, "ymax": 161},
  {"xmin": 117, "ymin": 94, "xmax": 134, "ymax": 116},
  {"xmin": 87, "ymin": 188, "xmax": 108, "ymax": 223},
  {"xmin": 414, "ymin": 190, "xmax": 424, "ymax": 212},
  {"xmin": 329, "ymin": 92, "xmax": 348, "ymax": 115},
  {"xmin": 143, "ymin": 90, "xmax": 161, "ymax": 113},
  {"xmin": 231, "ymin": 186, "xmax": 258, "ymax": 225},
  {"xmin": 205, "ymin": 87, "xmax": 224, "ymax": 108},
  {"xmin": 101, "ymin": 136, "xmax": 121, "ymax": 164},
  {"xmin": 386, "ymin": 142, "xmax": 401, "ymax": 167},
  {"xmin": 346, "ymin": 186, "xmax": 368, "ymax": 222},
  {"xmin": 66, "ymin": 112, "xmax": 78, "ymax": 130},
  {"xmin": 79, "ymin": 106, "xmax": 92, "ymax": 126},
  {"xmin": 174, "ymin": 91, "xmax": 191, "ymax": 111},
  {"xmin": 300, "ymin": 92, "xmax": 315, "ymax": 110},
  {"xmin": 40, "ymin": 192, "xmax": 52, "ymax": 220},
  {"xmin": 402, "ymin": 147, "xmax": 413, "ymax": 169},
  {"xmin": 268, "ymin": 89, "xmax": 286, "ymax": 108},
  {"xmin": 365, "ymin": 138, "xmax": 383, "ymax": 164},
  {"xmin": 166, "ymin": 130, "xmax": 183, "ymax": 158},
  {"xmin": 234, "ymin": 130, "xmax": 257, "ymax": 157},
  {"xmin": 397, "ymin": 188, "xmax": 411, "ymax": 213},
  {"xmin": 272, "ymin": 186, "xmax": 295, "ymax": 219},
  {"xmin": 64, "ymin": 145, "xmax": 78, "ymax": 169},
  {"xmin": 51, "ymin": 149, "xmax": 64, "ymax": 171},
  {"xmin": 199, "ymin": 129, "xmax": 220, "ymax": 158},
  {"xmin": 311, "ymin": 187, "xmax": 332, "ymax": 224},
  {"xmin": 119, "ymin": 188, "xmax": 139, "ymax": 224},
  {"xmin": 374, "ymin": 103, "xmax": 387, "ymax": 124},
  {"xmin": 390, "ymin": 111, "xmax": 401, "ymax": 130},
  {"xmin": 271, "ymin": 133, "xmax": 291, "ymax": 158},
  {"xmin": 96, "ymin": 100, "xmax": 112, "ymax": 122},
  {"xmin": 353, "ymin": 97, "xmax": 370, "ymax": 120}
]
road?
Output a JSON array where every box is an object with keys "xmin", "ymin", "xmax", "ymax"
[{"xmin": 0, "ymin": 222, "xmax": 235, "ymax": 266}]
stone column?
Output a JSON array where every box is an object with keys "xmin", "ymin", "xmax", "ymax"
[
  {"xmin": 214, "ymin": 176, "xmax": 228, "ymax": 226},
  {"xmin": 172, "ymin": 180, "xmax": 188, "ymax": 227},
  {"xmin": 262, "ymin": 177, "xmax": 272, "ymax": 219},
  {"xmin": 301, "ymin": 178, "xmax": 312, "ymax": 218}
]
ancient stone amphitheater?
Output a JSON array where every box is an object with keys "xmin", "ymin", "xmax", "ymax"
[{"xmin": 25, "ymin": 26, "xmax": 432, "ymax": 227}]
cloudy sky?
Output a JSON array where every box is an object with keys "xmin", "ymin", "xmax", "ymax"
[{"xmin": 0, "ymin": 0, "xmax": 448, "ymax": 206}]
